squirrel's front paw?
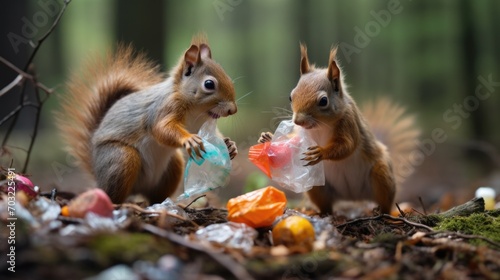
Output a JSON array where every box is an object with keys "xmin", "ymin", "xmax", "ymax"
[
  {"xmin": 224, "ymin": 137, "xmax": 238, "ymax": 160},
  {"xmin": 183, "ymin": 134, "xmax": 205, "ymax": 159},
  {"xmin": 258, "ymin": 132, "xmax": 273, "ymax": 143},
  {"xmin": 301, "ymin": 146, "xmax": 323, "ymax": 166}
]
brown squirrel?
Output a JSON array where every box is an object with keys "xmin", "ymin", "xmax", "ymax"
[
  {"xmin": 259, "ymin": 44, "xmax": 419, "ymax": 214},
  {"xmin": 57, "ymin": 34, "xmax": 238, "ymax": 204}
]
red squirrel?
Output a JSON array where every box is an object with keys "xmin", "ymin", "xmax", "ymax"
[
  {"xmin": 259, "ymin": 44, "xmax": 419, "ymax": 214},
  {"xmin": 57, "ymin": 34, "xmax": 238, "ymax": 204}
]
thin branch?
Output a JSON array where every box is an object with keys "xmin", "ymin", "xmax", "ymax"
[
  {"xmin": 418, "ymin": 196, "xmax": 427, "ymax": 215},
  {"xmin": 23, "ymin": 0, "xmax": 72, "ymax": 71},
  {"xmin": 141, "ymin": 223, "xmax": 255, "ymax": 280},
  {"xmin": 0, "ymin": 57, "xmax": 53, "ymax": 95},
  {"xmin": 395, "ymin": 203, "xmax": 405, "ymax": 217},
  {"xmin": 381, "ymin": 214, "xmax": 434, "ymax": 232},
  {"xmin": 22, "ymin": 70, "xmax": 43, "ymax": 173},
  {"xmin": 425, "ymin": 231, "xmax": 500, "ymax": 249},
  {"xmin": 183, "ymin": 194, "xmax": 207, "ymax": 209},
  {"xmin": 0, "ymin": 75, "xmax": 23, "ymax": 97},
  {"xmin": 336, "ymin": 214, "xmax": 434, "ymax": 232},
  {"xmin": 1, "ymin": 81, "xmax": 27, "ymax": 147},
  {"xmin": 118, "ymin": 203, "xmax": 199, "ymax": 227},
  {"xmin": 1, "ymin": 0, "xmax": 70, "ymax": 172},
  {"xmin": 0, "ymin": 102, "xmax": 38, "ymax": 126}
]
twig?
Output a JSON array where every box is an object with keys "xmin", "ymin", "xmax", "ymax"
[
  {"xmin": 425, "ymin": 231, "xmax": 500, "ymax": 249},
  {"xmin": 0, "ymin": 75, "xmax": 23, "ymax": 97},
  {"xmin": 119, "ymin": 203, "xmax": 198, "ymax": 227},
  {"xmin": 141, "ymin": 223, "xmax": 255, "ymax": 280},
  {"xmin": 0, "ymin": 0, "xmax": 70, "ymax": 171},
  {"xmin": 23, "ymin": 0, "xmax": 72, "ymax": 69},
  {"xmin": 183, "ymin": 194, "xmax": 207, "ymax": 209},
  {"xmin": 381, "ymin": 214, "xmax": 434, "ymax": 232},
  {"xmin": 395, "ymin": 203, "xmax": 405, "ymax": 217},
  {"xmin": 0, "ymin": 102, "xmax": 37, "ymax": 126},
  {"xmin": 336, "ymin": 215, "xmax": 384, "ymax": 228},
  {"xmin": 418, "ymin": 196, "xmax": 427, "ymax": 215},
  {"xmin": 336, "ymin": 214, "xmax": 434, "ymax": 232},
  {"xmin": 410, "ymin": 207, "xmax": 426, "ymax": 216},
  {"xmin": 1, "ymin": 81, "xmax": 26, "ymax": 148},
  {"xmin": 22, "ymin": 69, "xmax": 43, "ymax": 173},
  {"xmin": 0, "ymin": 57, "xmax": 53, "ymax": 95}
]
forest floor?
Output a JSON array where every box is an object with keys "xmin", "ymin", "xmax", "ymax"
[{"xmin": 1, "ymin": 186, "xmax": 500, "ymax": 280}]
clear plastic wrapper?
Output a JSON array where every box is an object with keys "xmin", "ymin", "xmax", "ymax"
[
  {"xmin": 86, "ymin": 264, "xmax": 139, "ymax": 280},
  {"xmin": 31, "ymin": 196, "xmax": 61, "ymax": 223},
  {"xmin": 179, "ymin": 120, "xmax": 231, "ymax": 201},
  {"xmin": 146, "ymin": 198, "xmax": 188, "ymax": 220},
  {"xmin": 249, "ymin": 120, "xmax": 325, "ymax": 192},
  {"xmin": 195, "ymin": 222, "xmax": 258, "ymax": 252}
]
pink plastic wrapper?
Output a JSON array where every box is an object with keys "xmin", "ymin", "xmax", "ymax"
[{"xmin": 249, "ymin": 120, "xmax": 325, "ymax": 193}]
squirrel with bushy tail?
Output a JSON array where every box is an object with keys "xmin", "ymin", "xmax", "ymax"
[
  {"xmin": 57, "ymin": 34, "xmax": 238, "ymax": 204},
  {"xmin": 259, "ymin": 44, "xmax": 419, "ymax": 214}
]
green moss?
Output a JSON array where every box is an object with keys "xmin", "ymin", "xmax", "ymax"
[
  {"xmin": 89, "ymin": 233, "xmax": 174, "ymax": 265},
  {"xmin": 371, "ymin": 232, "xmax": 404, "ymax": 245},
  {"xmin": 435, "ymin": 212, "xmax": 500, "ymax": 246}
]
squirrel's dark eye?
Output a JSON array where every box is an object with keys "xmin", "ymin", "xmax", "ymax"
[
  {"xmin": 289, "ymin": 96, "xmax": 292, "ymax": 102},
  {"xmin": 318, "ymin": 96, "xmax": 328, "ymax": 107},
  {"xmin": 204, "ymin": 79, "xmax": 215, "ymax": 91}
]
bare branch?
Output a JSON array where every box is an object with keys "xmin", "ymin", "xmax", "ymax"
[
  {"xmin": 23, "ymin": 0, "xmax": 72, "ymax": 70},
  {"xmin": 0, "ymin": 57, "xmax": 53, "ymax": 95},
  {"xmin": 1, "ymin": 0, "xmax": 71, "ymax": 172},
  {"xmin": 0, "ymin": 75, "xmax": 23, "ymax": 97},
  {"xmin": 22, "ymin": 71, "xmax": 43, "ymax": 173},
  {"xmin": 0, "ymin": 102, "xmax": 37, "ymax": 126}
]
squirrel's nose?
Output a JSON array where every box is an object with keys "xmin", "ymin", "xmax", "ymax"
[
  {"xmin": 292, "ymin": 114, "xmax": 305, "ymax": 126},
  {"xmin": 293, "ymin": 113, "xmax": 306, "ymax": 127},
  {"xmin": 228, "ymin": 103, "xmax": 237, "ymax": 116},
  {"xmin": 294, "ymin": 119, "xmax": 305, "ymax": 126}
]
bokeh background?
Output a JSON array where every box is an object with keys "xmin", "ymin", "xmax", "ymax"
[{"xmin": 1, "ymin": 0, "xmax": 499, "ymax": 209}]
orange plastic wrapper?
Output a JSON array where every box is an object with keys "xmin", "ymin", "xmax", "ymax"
[
  {"xmin": 227, "ymin": 186, "xmax": 287, "ymax": 228},
  {"xmin": 248, "ymin": 142, "xmax": 272, "ymax": 177},
  {"xmin": 248, "ymin": 142, "xmax": 293, "ymax": 178}
]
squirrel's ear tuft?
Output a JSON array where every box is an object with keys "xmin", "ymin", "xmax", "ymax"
[
  {"xmin": 300, "ymin": 43, "xmax": 310, "ymax": 75},
  {"xmin": 184, "ymin": 45, "xmax": 200, "ymax": 76},
  {"xmin": 184, "ymin": 45, "xmax": 199, "ymax": 67},
  {"xmin": 199, "ymin": 44, "xmax": 212, "ymax": 60},
  {"xmin": 328, "ymin": 46, "xmax": 341, "ymax": 95},
  {"xmin": 327, "ymin": 46, "xmax": 340, "ymax": 81}
]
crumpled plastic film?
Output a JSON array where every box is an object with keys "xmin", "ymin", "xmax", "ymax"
[
  {"xmin": 195, "ymin": 222, "xmax": 258, "ymax": 252},
  {"xmin": 179, "ymin": 119, "xmax": 231, "ymax": 201},
  {"xmin": 227, "ymin": 186, "xmax": 287, "ymax": 228},
  {"xmin": 249, "ymin": 120, "xmax": 325, "ymax": 192}
]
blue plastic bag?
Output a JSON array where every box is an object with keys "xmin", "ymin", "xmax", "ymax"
[{"xmin": 178, "ymin": 120, "xmax": 231, "ymax": 201}]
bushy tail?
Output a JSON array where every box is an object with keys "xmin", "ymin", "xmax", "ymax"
[
  {"xmin": 361, "ymin": 98, "xmax": 420, "ymax": 186},
  {"xmin": 56, "ymin": 45, "xmax": 164, "ymax": 174}
]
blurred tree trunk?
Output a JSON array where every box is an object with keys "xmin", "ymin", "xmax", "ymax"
[
  {"xmin": 296, "ymin": 1, "xmax": 310, "ymax": 45},
  {"xmin": 459, "ymin": 0, "xmax": 486, "ymax": 141},
  {"xmin": 0, "ymin": 1, "xmax": 31, "ymax": 129},
  {"xmin": 115, "ymin": 0, "xmax": 165, "ymax": 67}
]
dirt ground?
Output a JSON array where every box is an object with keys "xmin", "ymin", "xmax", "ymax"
[{"xmin": 1, "ymin": 186, "xmax": 499, "ymax": 280}]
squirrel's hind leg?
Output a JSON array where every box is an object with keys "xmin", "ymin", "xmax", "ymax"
[
  {"xmin": 370, "ymin": 159, "xmax": 396, "ymax": 214},
  {"xmin": 93, "ymin": 142, "xmax": 141, "ymax": 204},
  {"xmin": 307, "ymin": 185, "xmax": 334, "ymax": 215},
  {"xmin": 145, "ymin": 149, "xmax": 185, "ymax": 204}
]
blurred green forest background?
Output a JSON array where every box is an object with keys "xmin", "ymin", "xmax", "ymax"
[{"xmin": 1, "ymin": 0, "xmax": 499, "ymax": 207}]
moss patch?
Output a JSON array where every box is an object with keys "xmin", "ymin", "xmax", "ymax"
[
  {"xmin": 435, "ymin": 212, "xmax": 500, "ymax": 246},
  {"xmin": 89, "ymin": 233, "xmax": 174, "ymax": 265}
]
